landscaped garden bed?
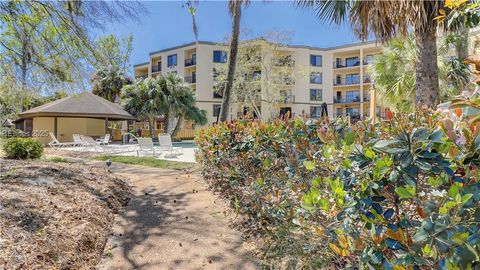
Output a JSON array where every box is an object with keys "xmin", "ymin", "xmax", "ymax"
[
  {"xmin": 196, "ymin": 98, "xmax": 480, "ymax": 269},
  {"xmin": 0, "ymin": 160, "xmax": 131, "ymax": 269}
]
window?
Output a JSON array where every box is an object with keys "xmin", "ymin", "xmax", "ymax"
[
  {"xmin": 346, "ymin": 57, "xmax": 360, "ymax": 67},
  {"xmin": 167, "ymin": 54, "xmax": 177, "ymax": 67},
  {"xmin": 364, "ymin": 55, "xmax": 374, "ymax": 65},
  {"xmin": 310, "ymin": 89, "xmax": 322, "ymax": 101},
  {"xmin": 346, "ymin": 107, "xmax": 360, "ymax": 117},
  {"xmin": 213, "ymin": 50, "xmax": 227, "ymax": 63},
  {"xmin": 310, "ymin": 106, "xmax": 322, "ymax": 118},
  {"xmin": 310, "ymin": 55, "xmax": 322, "ymax": 67},
  {"xmin": 346, "ymin": 91, "xmax": 360, "ymax": 103},
  {"xmin": 310, "ymin": 72, "xmax": 322, "ymax": 84},
  {"xmin": 336, "ymin": 108, "xmax": 343, "ymax": 117},
  {"xmin": 213, "ymin": 90, "xmax": 223, "ymax": 99},
  {"xmin": 213, "ymin": 104, "xmax": 221, "ymax": 117},
  {"xmin": 345, "ymin": 73, "xmax": 360, "ymax": 85},
  {"xmin": 252, "ymin": 71, "xmax": 261, "ymax": 80}
]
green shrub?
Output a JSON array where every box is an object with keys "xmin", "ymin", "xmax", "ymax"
[
  {"xmin": 0, "ymin": 128, "xmax": 27, "ymax": 139},
  {"xmin": 196, "ymin": 103, "xmax": 480, "ymax": 269},
  {"xmin": 3, "ymin": 137, "xmax": 44, "ymax": 159}
]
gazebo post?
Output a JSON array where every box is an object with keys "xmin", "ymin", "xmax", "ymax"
[
  {"xmin": 54, "ymin": 117, "xmax": 58, "ymax": 138},
  {"xmin": 104, "ymin": 117, "xmax": 109, "ymax": 134}
]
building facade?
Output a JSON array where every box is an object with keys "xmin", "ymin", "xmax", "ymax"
[{"xmin": 133, "ymin": 40, "xmax": 383, "ymax": 128}]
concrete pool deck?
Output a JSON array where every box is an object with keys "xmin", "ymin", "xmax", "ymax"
[{"xmin": 59, "ymin": 141, "xmax": 198, "ymax": 163}]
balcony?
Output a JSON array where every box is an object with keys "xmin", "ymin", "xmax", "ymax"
[
  {"xmin": 334, "ymin": 77, "xmax": 361, "ymax": 86},
  {"xmin": 334, "ymin": 59, "xmax": 361, "ymax": 69},
  {"xmin": 334, "ymin": 96, "xmax": 361, "ymax": 104},
  {"xmin": 333, "ymin": 113, "xmax": 361, "ymax": 119},
  {"xmin": 135, "ymin": 75, "xmax": 148, "ymax": 80},
  {"xmin": 184, "ymin": 75, "xmax": 197, "ymax": 84},
  {"xmin": 363, "ymin": 59, "xmax": 374, "ymax": 65},
  {"xmin": 364, "ymin": 75, "xmax": 372, "ymax": 84},
  {"xmin": 152, "ymin": 63, "xmax": 161, "ymax": 73},
  {"xmin": 185, "ymin": 57, "xmax": 196, "ymax": 67}
]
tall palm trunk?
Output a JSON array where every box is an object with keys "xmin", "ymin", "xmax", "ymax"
[
  {"xmin": 414, "ymin": 24, "xmax": 439, "ymax": 107},
  {"xmin": 148, "ymin": 116, "xmax": 155, "ymax": 140},
  {"xmin": 171, "ymin": 114, "xmax": 184, "ymax": 138},
  {"xmin": 219, "ymin": 0, "xmax": 242, "ymax": 122}
]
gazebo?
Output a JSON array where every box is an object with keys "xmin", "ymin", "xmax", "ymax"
[{"xmin": 15, "ymin": 92, "xmax": 136, "ymax": 144}]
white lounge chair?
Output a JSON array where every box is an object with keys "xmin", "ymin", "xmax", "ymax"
[
  {"xmin": 73, "ymin": 134, "xmax": 87, "ymax": 147},
  {"xmin": 158, "ymin": 134, "xmax": 183, "ymax": 157},
  {"xmin": 48, "ymin": 132, "xmax": 74, "ymax": 148},
  {"xmin": 137, "ymin": 137, "xmax": 161, "ymax": 157},
  {"xmin": 96, "ymin": 134, "xmax": 111, "ymax": 145},
  {"xmin": 81, "ymin": 135, "xmax": 105, "ymax": 152}
]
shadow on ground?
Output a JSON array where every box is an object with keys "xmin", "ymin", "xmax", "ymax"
[{"xmin": 98, "ymin": 163, "xmax": 258, "ymax": 270}]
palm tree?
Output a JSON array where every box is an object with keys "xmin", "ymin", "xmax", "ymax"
[
  {"xmin": 161, "ymin": 74, "xmax": 207, "ymax": 135},
  {"xmin": 370, "ymin": 34, "xmax": 471, "ymax": 112},
  {"xmin": 370, "ymin": 36, "xmax": 416, "ymax": 112},
  {"xmin": 297, "ymin": 0, "xmax": 444, "ymax": 107},
  {"xmin": 122, "ymin": 78, "xmax": 166, "ymax": 139},
  {"xmin": 92, "ymin": 65, "xmax": 132, "ymax": 102},
  {"xmin": 219, "ymin": 0, "xmax": 250, "ymax": 122},
  {"xmin": 122, "ymin": 74, "xmax": 207, "ymax": 139}
]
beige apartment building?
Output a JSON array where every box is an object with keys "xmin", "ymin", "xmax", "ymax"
[{"xmin": 133, "ymin": 40, "xmax": 383, "ymax": 129}]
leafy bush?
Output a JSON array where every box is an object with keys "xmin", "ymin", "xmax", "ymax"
[
  {"xmin": 3, "ymin": 137, "xmax": 44, "ymax": 159},
  {"xmin": 196, "ymin": 102, "xmax": 480, "ymax": 269},
  {"xmin": 0, "ymin": 128, "xmax": 27, "ymax": 139}
]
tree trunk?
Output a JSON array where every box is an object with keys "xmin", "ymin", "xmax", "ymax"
[
  {"xmin": 171, "ymin": 114, "xmax": 184, "ymax": 138},
  {"xmin": 148, "ymin": 116, "xmax": 155, "ymax": 140},
  {"xmin": 414, "ymin": 24, "xmax": 440, "ymax": 108},
  {"xmin": 219, "ymin": 0, "xmax": 242, "ymax": 122}
]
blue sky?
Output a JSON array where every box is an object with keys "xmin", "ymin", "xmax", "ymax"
[{"xmin": 99, "ymin": 1, "xmax": 362, "ymax": 75}]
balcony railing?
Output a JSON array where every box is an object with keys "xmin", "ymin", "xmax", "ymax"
[
  {"xmin": 334, "ymin": 77, "xmax": 361, "ymax": 86},
  {"xmin": 334, "ymin": 113, "xmax": 361, "ymax": 119},
  {"xmin": 152, "ymin": 63, "xmax": 161, "ymax": 73},
  {"xmin": 363, "ymin": 59, "xmax": 374, "ymax": 65},
  {"xmin": 364, "ymin": 75, "xmax": 372, "ymax": 84},
  {"xmin": 334, "ymin": 59, "xmax": 361, "ymax": 69},
  {"xmin": 185, "ymin": 58, "xmax": 196, "ymax": 67},
  {"xmin": 334, "ymin": 96, "xmax": 361, "ymax": 103},
  {"xmin": 135, "ymin": 75, "xmax": 148, "ymax": 80},
  {"xmin": 184, "ymin": 75, "xmax": 197, "ymax": 84}
]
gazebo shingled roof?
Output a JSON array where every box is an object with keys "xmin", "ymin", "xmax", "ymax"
[{"xmin": 18, "ymin": 92, "xmax": 136, "ymax": 120}]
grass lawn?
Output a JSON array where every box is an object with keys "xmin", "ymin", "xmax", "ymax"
[{"xmin": 93, "ymin": 155, "xmax": 196, "ymax": 170}]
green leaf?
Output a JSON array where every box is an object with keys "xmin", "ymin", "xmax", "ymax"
[
  {"xmin": 303, "ymin": 160, "xmax": 316, "ymax": 171},
  {"xmin": 451, "ymin": 232, "xmax": 469, "ymax": 245},
  {"xmin": 461, "ymin": 194, "xmax": 473, "ymax": 205},
  {"xmin": 345, "ymin": 132, "xmax": 355, "ymax": 145},
  {"xmin": 395, "ymin": 186, "xmax": 415, "ymax": 199}
]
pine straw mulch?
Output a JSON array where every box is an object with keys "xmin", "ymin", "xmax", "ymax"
[{"xmin": 0, "ymin": 159, "xmax": 131, "ymax": 269}]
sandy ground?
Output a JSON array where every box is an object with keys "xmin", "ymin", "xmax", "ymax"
[{"xmin": 96, "ymin": 162, "xmax": 259, "ymax": 270}]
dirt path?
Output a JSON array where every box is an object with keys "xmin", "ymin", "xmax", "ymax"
[{"xmin": 96, "ymin": 163, "xmax": 259, "ymax": 270}]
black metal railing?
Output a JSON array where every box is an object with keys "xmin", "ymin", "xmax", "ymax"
[
  {"xmin": 135, "ymin": 75, "xmax": 148, "ymax": 80},
  {"xmin": 152, "ymin": 63, "xmax": 161, "ymax": 73},
  {"xmin": 185, "ymin": 58, "xmax": 196, "ymax": 67},
  {"xmin": 184, "ymin": 75, "xmax": 197, "ymax": 84},
  {"xmin": 334, "ymin": 113, "xmax": 361, "ymax": 119},
  {"xmin": 334, "ymin": 59, "xmax": 361, "ymax": 69},
  {"xmin": 333, "ymin": 77, "xmax": 361, "ymax": 86},
  {"xmin": 334, "ymin": 96, "xmax": 361, "ymax": 103}
]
